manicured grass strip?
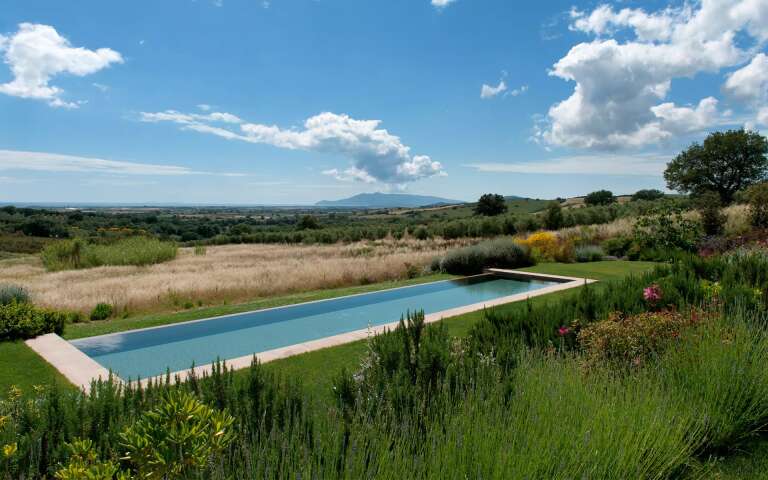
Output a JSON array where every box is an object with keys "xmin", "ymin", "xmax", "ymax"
[
  {"xmin": 0, "ymin": 341, "xmax": 74, "ymax": 394},
  {"xmin": 63, "ymin": 273, "xmax": 455, "ymax": 340}
]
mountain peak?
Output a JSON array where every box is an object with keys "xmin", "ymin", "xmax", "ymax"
[{"xmin": 315, "ymin": 193, "xmax": 465, "ymax": 208}]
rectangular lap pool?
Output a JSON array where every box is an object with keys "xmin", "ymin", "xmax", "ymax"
[{"xmin": 68, "ymin": 273, "xmax": 564, "ymax": 381}]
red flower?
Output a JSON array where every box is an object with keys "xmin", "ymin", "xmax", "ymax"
[{"xmin": 558, "ymin": 326, "xmax": 571, "ymax": 336}]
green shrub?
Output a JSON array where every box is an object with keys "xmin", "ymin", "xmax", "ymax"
[
  {"xmin": 601, "ymin": 235, "xmax": 633, "ymax": 257},
  {"xmin": 119, "ymin": 390, "xmax": 235, "ymax": 478},
  {"xmin": 632, "ymin": 206, "xmax": 701, "ymax": 253},
  {"xmin": 440, "ymin": 238, "xmax": 534, "ymax": 275},
  {"xmin": 574, "ymin": 245, "xmax": 604, "ymax": 262},
  {"xmin": 632, "ymin": 189, "xmax": 665, "ymax": 201},
  {"xmin": 696, "ymin": 191, "xmax": 726, "ymax": 236},
  {"xmin": 578, "ymin": 310, "xmax": 688, "ymax": 369},
  {"xmin": 0, "ymin": 302, "xmax": 66, "ymax": 340},
  {"xmin": 0, "ymin": 284, "xmax": 29, "ymax": 306},
  {"xmin": 193, "ymin": 244, "xmax": 207, "ymax": 256},
  {"xmin": 90, "ymin": 303, "xmax": 114, "ymax": 321},
  {"xmin": 542, "ymin": 202, "xmax": 564, "ymax": 230},
  {"xmin": 584, "ymin": 189, "xmax": 615, "ymax": 206},
  {"xmin": 746, "ymin": 182, "xmax": 768, "ymax": 228},
  {"xmin": 41, "ymin": 237, "xmax": 177, "ymax": 271}
]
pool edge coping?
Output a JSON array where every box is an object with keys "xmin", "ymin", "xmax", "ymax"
[{"xmin": 28, "ymin": 270, "xmax": 595, "ymax": 392}]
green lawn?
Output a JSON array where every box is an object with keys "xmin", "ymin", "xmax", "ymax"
[{"xmin": 0, "ymin": 341, "xmax": 72, "ymax": 394}]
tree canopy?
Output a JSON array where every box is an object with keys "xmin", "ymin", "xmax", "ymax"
[
  {"xmin": 664, "ymin": 129, "xmax": 768, "ymax": 204},
  {"xmin": 632, "ymin": 189, "xmax": 665, "ymax": 202},
  {"xmin": 474, "ymin": 194, "xmax": 508, "ymax": 216},
  {"xmin": 584, "ymin": 190, "xmax": 615, "ymax": 206}
]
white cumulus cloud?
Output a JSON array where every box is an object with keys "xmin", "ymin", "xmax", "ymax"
[
  {"xmin": 0, "ymin": 23, "xmax": 123, "ymax": 108},
  {"xmin": 537, "ymin": 1, "xmax": 767, "ymax": 150},
  {"xmin": 481, "ymin": 80, "xmax": 507, "ymax": 99},
  {"xmin": 140, "ymin": 109, "xmax": 444, "ymax": 185},
  {"xmin": 431, "ymin": 0, "xmax": 457, "ymax": 8},
  {"xmin": 724, "ymin": 52, "xmax": 768, "ymax": 106}
]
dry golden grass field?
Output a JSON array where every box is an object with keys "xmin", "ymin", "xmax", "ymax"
[{"xmin": 0, "ymin": 238, "xmax": 471, "ymax": 315}]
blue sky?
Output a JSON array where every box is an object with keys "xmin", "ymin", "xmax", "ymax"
[{"xmin": 1, "ymin": 0, "xmax": 767, "ymax": 204}]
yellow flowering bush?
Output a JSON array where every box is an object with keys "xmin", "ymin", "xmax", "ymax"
[{"xmin": 519, "ymin": 231, "xmax": 560, "ymax": 262}]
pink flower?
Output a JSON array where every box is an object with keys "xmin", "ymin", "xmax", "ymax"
[
  {"xmin": 643, "ymin": 284, "xmax": 663, "ymax": 303},
  {"xmin": 558, "ymin": 326, "xmax": 570, "ymax": 336}
]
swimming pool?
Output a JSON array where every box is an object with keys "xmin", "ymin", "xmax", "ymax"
[{"xmin": 70, "ymin": 274, "xmax": 559, "ymax": 380}]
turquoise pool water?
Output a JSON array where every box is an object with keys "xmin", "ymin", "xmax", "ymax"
[{"xmin": 71, "ymin": 274, "xmax": 555, "ymax": 379}]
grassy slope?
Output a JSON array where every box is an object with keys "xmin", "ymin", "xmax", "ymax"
[{"xmin": 381, "ymin": 198, "xmax": 551, "ymax": 221}]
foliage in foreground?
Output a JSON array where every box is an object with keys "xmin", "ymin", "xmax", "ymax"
[
  {"xmin": 41, "ymin": 237, "xmax": 177, "ymax": 271},
  {"xmin": 3, "ymin": 250, "xmax": 768, "ymax": 478}
]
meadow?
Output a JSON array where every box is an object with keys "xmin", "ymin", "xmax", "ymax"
[{"xmin": 0, "ymin": 237, "xmax": 470, "ymax": 315}]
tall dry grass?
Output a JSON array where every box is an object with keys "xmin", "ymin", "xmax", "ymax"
[{"xmin": 0, "ymin": 238, "xmax": 470, "ymax": 314}]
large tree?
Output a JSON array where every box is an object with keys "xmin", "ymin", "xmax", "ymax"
[
  {"xmin": 474, "ymin": 194, "xmax": 507, "ymax": 216},
  {"xmin": 584, "ymin": 190, "xmax": 615, "ymax": 206},
  {"xmin": 664, "ymin": 129, "xmax": 768, "ymax": 204}
]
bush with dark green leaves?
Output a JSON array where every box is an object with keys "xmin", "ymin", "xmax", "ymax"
[
  {"xmin": 542, "ymin": 202, "xmax": 564, "ymax": 230},
  {"xmin": 695, "ymin": 191, "xmax": 726, "ymax": 236},
  {"xmin": 574, "ymin": 245, "xmax": 604, "ymax": 263},
  {"xmin": 601, "ymin": 236, "xmax": 633, "ymax": 257},
  {"xmin": 0, "ymin": 301, "xmax": 66, "ymax": 340},
  {"xmin": 0, "ymin": 284, "xmax": 29, "ymax": 306},
  {"xmin": 474, "ymin": 194, "xmax": 507, "ymax": 216},
  {"xmin": 90, "ymin": 302, "xmax": 114, "ymax": 321},
  {"xmin": 632, "ymin": 189, "xmax": 665, "ymax": 201},
  {"xmin": 746, "ymin": 182, "xmax": 768, "ymax": 228},
  {"xmin": 584, "ymin": 190, "xmax": 616, "ymax": 206},
  {"xmin": 439, "ymin": 238, "xmax": 534, "ymax": 275}
]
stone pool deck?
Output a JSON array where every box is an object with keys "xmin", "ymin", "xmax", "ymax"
[{"xmin": 26, "ymin": 269, "xmax": 595, "ymax": 392}]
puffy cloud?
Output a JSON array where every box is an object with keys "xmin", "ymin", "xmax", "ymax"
[
  {"xmin": 724, "ymin": 53, "xmax": 768, "ymax": 105},
  {"xmin": 538, "ymin": 1, "xmax": 766, "ymax": 150},
  {"xmin": 431, "ymin": 0, "xmax": 457, "ymax": 8},
  {"xmin": 0, "ymin": 23, "xmax": 123, "ymax": 108},
  {"xmin": 140, "ymin": 109, "xmax": 444, "ymax": 184},
  {"xmin": 481, "ymin": 80, "xmax": 507, "ymax": 99}
]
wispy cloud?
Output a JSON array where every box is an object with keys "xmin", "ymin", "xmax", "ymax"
[
  {"xmin": 464, "ymin": 154, "xmax": 670, "ymax": 176},
  {"xmin": 0, "ymin": 150, "xmax": 246, "ymax": 177}
]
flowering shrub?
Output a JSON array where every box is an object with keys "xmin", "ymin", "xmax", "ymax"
[
  {"xmin": 643, "ymin": 284, "xmax": 663, "ymax": 307},
  {"xmin": 578, "ymin": 310, "xmax": 689, "ymax": 370},
  {"xmin": 518, "ymin": 231, "xmax": 560, "ymax": 262}
]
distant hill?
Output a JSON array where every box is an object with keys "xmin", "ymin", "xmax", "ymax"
[{"xmin": 316, "ymin": 193, "xmax": 466, "ymax": 208}]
